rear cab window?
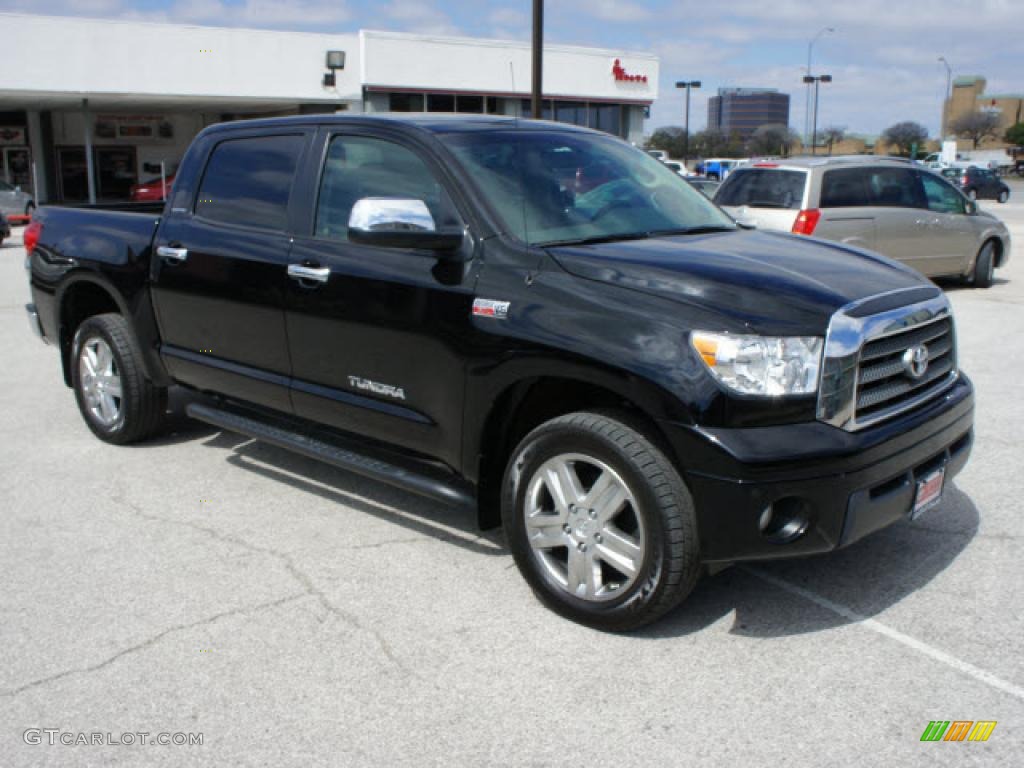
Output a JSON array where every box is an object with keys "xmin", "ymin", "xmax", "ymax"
[
  {"xmin": 194, "ymin": 134, "xmax": 306, "ymax": 231},
  {"xmin": 715, "ymin": 168, "xmax": 807, "ymax": 209}
]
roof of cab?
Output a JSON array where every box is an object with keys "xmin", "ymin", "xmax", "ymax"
[{"xmin": 202, "ymin": 112, "xmax": 598, "ymax": 136}]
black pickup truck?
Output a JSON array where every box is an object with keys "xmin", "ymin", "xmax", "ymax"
[{"xmin": 25, "ymin": 115, "xmax": 974, "ymax": 629}]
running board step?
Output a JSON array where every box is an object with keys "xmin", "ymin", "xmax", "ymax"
[{"xmin": 185, "ymin": 402, "xmax": 475, "ymax": 509}]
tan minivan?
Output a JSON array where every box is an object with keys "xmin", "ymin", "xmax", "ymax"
[{"xmin": 715, "ymin": 157, "xmax": 1011, "ymax": 287}]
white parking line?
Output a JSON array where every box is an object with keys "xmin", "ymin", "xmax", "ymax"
[{"xmin": 743, "ymin": 566, "xmax": 1024, "ymax": 702}]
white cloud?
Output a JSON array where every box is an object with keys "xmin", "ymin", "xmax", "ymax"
[{"xmin": 572, "ymin": 0, "xmax": 652, "ymax": 23}]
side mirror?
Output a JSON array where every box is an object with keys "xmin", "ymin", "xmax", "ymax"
[{"xmin": 348, "ymin": 198, "xmax": 465, "ymax": 255}]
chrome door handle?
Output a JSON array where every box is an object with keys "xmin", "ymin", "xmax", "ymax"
[
  {"xmin": 156, "ymin": 245, "xmax": 188, "ymax": 263},
  {"xmin": 287, "ymin": 264, "xmax": 330, "ymax": 284}
]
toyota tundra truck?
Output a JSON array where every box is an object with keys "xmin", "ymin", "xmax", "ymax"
[{"xmin": 24, "ymin": 114, "xmax": 974, "ymax": 630}]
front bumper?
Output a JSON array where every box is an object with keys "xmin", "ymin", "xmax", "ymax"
[{"xmin": 661, "ymin": 374, "xmax": 974, "ymax": 563}]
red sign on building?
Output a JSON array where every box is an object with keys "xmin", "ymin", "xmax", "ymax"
[{"xmin": 612, "ymin": 59, "xmax": 648, "ymax": 84}]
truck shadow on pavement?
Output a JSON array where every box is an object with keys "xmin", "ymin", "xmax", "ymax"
[{"xmin": 642, "ymin": 484, "xmax": 980, "ymax": 639}]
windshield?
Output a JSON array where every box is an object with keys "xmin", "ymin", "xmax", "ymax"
[{"xmin": 440, "ymin": 129, "xmax": 735, "ymax": 246}]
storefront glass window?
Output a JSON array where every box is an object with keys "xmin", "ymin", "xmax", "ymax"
[
  {"xmin": 389, "ymin": 93, "xmax": 425, "ymax": 112},
  {"xmin": 456, "ymin": 95, "xmax": 484, "ymax": 114},
  {"xmin": 427, "ymin": 94, "xmax": 456, "ymax": 112}
]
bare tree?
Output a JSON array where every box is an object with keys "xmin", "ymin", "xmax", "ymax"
[
  {"xmin": 882, "ymin": 121, "xmax": 929, "ymax": 156},
  {"xmin": 950, "ymin": 111, "xmax": 1001, "ymax": 149},
  {"xmin": 747, "ymin": 124, "xmax": 799, "ymax": 157},
  {"xmin": 821, "ymin": 126, "xmax": 846, "ymax": 155}
]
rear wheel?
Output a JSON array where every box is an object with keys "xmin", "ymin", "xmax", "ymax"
[
  {"xmin": 971, "ymin": 241, "xmax": 996, "ymax": 289},
  {"xmin": 71, "ymin": 313, "xmax": 166, "ymax": 444},
  {"xmin": 502, "ymin": 411, "xmax": 701, "ymax": 631},
  {"xmin": 997, "ymin": 190, "xmax": 1008, "ymax": 204}
]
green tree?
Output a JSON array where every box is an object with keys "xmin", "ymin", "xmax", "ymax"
[
  {"xmin": 646, "ymin": 126, "xmax": 687, "ymax": 159},
  {"xmin": 1004, "ymin": 122, "xmax": 1024, "ymax": 147},
  {"xmin": 882, "ymin": 121, "xmax": 929, "ymax": 156},
  {"xmin": 950, "ymin": 111, "xmax": 1001, "ymax": 149},
  {"xmin": 821, "ymin": 126, "xmax": 846, "ymax": 155}
]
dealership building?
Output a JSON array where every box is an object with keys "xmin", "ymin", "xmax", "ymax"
[{"xmin": 0, "ymin": 13, "xmax": 659, "ymax": 204}]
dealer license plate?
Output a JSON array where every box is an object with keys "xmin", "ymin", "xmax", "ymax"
[{"xmin": 911, "ymin": 468, "xmax": 945, "ymax": 520}]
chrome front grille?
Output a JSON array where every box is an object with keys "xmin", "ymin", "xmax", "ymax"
[{"xmin": 817, "ymin": 290, "xmax": 959, "ymax": 431}]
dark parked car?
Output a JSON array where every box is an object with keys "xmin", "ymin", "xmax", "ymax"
[
  {"xmin": 0, "ymin": 212, "xmax": 10, "ymax": 246},
  {"xmin": 942, "ymin": 166, "xmax": 1010, "ymax": 202},
  {"xmin": 25, "ymin": 115, "xmax": 974, "ymax": 630}
]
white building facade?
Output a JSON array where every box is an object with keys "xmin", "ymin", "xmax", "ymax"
[{"xmin": 0, "ymin": 14, "xmax": 659, "ymax": 204}]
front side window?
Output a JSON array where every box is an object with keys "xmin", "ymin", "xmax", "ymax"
[
  {"xmin": 195, "ymin": 134, "xmax": 304, "ymax": 231},
  {"xmin": 315, "ymin": 135, "xmax": 459, "ymax": 241},
  {"xmin": 441, "ymin": 129, "xmax": 734, "ymax": 246},
  {"xmin": 716, "ymin": 168, "xmax": 807, "ymax": 209},
  {"xmin": 921, "ymin": 173, "xmax": 966, "ymax": 215}
]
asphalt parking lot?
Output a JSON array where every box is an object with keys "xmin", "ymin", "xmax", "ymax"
[{"xmin": 2, "ymin": 185, "xmax": 1023, "ymax": 766}]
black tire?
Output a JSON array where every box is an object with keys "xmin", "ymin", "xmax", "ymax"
[
  {"xmin": 502, "ymin": 411, "xmax": 700, "ymax": 631},
  {"xmin": 972, "ymin": 241, "xmax": 996, "ymax": 289},
  {"xmin": 71, "ymin": 313, "xmax": 166, "ymax": 444},
  {"xmin": 25, "ymin": 202, "xmax": 36, "ymax": 218},
  {"xmin": 997, "ymin": 190, "xmax": 1008, "ymax": 204}
]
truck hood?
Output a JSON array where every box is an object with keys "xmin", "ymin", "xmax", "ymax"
[{"xmin": 547, "ymin": 230, "xmax": 931, "ymax": 334}]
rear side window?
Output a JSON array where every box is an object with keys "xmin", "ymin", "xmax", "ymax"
[
  {"xmin": 820, "ymin": 168, "xmax": 870, "ymax": 207},
  {"xmin": 864, "ymin": 167, "xmax": 921, "ymax": 208},
  {"xmin": 716, "ymin": 169, "xmax": 806, "ymax": 209},
  {"xmin": 195, "ymin": 134, "xmax": 305, "ymax": 231}
]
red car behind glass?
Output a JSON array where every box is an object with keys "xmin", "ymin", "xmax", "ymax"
[{"xmin": 130, "ymin": 174, "xmax": 175, "ymax": 202}]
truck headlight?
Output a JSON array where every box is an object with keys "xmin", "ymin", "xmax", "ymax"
[{"xmin": 691, "ymin": 332, "xmax": 823, "ymax": 396}]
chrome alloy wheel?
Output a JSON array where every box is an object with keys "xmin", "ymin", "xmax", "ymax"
[
  {"xmin": 524, "ymin": 453, "xmax": 646, "ymax": 602},
  {"xmin": 78, "ymin": 337, "xmax": 123, "ymax": 427}
]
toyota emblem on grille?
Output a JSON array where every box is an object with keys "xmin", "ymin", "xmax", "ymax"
[{"xmin": 902, "ymin": 344, "xmax": 930, "ymax": 379}]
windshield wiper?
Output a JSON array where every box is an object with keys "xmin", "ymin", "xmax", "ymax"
[
  {"xmin": 537, "ymin": 226, "xmax": 736, "ymax": 248},
  {"xmin": 536, "ymin": 232, "xmax": 655, "ymax": 247}
]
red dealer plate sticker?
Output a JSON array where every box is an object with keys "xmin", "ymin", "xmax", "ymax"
[{"xmin": 911, "ymin": 468, "xmax": 945, "ymax": 520}]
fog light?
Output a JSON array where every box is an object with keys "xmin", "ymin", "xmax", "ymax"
[{"xmin": 758, "ymin": 497, "xmax": 811, "ymax": 544}]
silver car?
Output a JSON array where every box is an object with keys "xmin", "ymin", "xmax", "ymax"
[
  {"xmin": 0, "ymin": 180, "xmax": 35, "ymax": 221},
  {"xmin": 716, "ymin": 157, "xmax": 1011, "ymax": 288}
]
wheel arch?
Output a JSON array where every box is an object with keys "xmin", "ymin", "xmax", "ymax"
[
  {"xmin": 57, "ymin": 275, "xmax": 134, "ymax": 387},
  {"xmin": 470, "ymin": 372, "xmax": 679, "ymax": 530}
]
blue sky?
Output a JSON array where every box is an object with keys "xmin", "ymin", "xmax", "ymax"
[{"xmin": 4, "ymin": 0, "xmax": 1022, "ymax": 137}]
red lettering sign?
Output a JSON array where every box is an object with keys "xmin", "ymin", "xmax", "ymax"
[{"xmin": 612, "ymin": 59, "xmax": 648, "ymax": 84}]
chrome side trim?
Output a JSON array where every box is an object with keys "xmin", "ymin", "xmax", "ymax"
[{"xmin": 817, "ymin": 292, "xmax": 956, "ymax": 431}]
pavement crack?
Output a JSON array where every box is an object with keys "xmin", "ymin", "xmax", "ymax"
[
  {"xmin": 110, "ymin": 486, "xmax": 411, "ymax": 674},
  {"xmin": 1, "ymin": 592, "xmax": 307, "ymax": 699}
]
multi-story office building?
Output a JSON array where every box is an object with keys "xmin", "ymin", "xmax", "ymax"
[
  {"xmin": 943, "ymin": 76, "xmax": 1023, "ymax": 145},
  {"xmin": 707, "ymin": 88, "xmax": 790, "ymax": 140}
]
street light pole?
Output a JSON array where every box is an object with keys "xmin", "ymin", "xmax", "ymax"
[
  {"xmin": 803, "ymin": 74, "xmax": 832, "ymax": 155},
  {"xmin": 675, "ymin": 80, "xmax": 701, "ymax": 167},
  {"xmin": 805, "ymin": 27, "xmax": 834, "ymax": 145},
  {"xmin": 938, "ymin": 56, "xmax": 952, "ymax": 138}
]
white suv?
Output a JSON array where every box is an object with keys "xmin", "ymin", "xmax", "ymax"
[{"xmin": 715, "ymin": 157, "xmax": 1011, "ymax": 287}]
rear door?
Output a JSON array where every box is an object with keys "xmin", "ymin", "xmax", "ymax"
[
  {"xmin": 151, "ymin": 129, "xmax": 311, "ymax": 413},
  {"xmin": 283, "ymin": 128, "xmax": 478, "ymax": 468},
  {"xmin": 815, "ymin": 167, "xmax": 877, "ymax": 250},
  {"xmin": 715, "ymin": 167, "xmax": 807, "ymax": 231},
  {"xmin": 858, "ymin": 166, "xmax": 931, "ymax": 271}
]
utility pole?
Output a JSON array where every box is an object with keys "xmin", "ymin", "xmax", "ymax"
[{"xmin": 531, "ymin": 0, "xmax": 543, "ymax": 119}]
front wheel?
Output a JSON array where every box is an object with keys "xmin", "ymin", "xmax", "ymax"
[
  {"xmin": 502, "ymin": 412, "xmax": 701, "ymax": 631},
  {"xmin": 971, "ymin": 241, "xmax": 996, "ymax": 289},
  {"xmin": 997, "ymin": 190, "xmax": 1008, "ymax": 204},
  {"xmin": 71, "ymin": 313, "xmax": 167, "ymax": 444}
]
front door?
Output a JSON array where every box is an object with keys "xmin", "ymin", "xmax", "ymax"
[
  {"xmin": 284, "ymin": 130, "xmax": 478, "ymax": 468},
  {"xmin": 917, "ymin": 171, "xmax": 977, "ymax": 276},
  {"xmin": 151, "ymin": 130, "xmax": 311, "ymax": 413}
]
